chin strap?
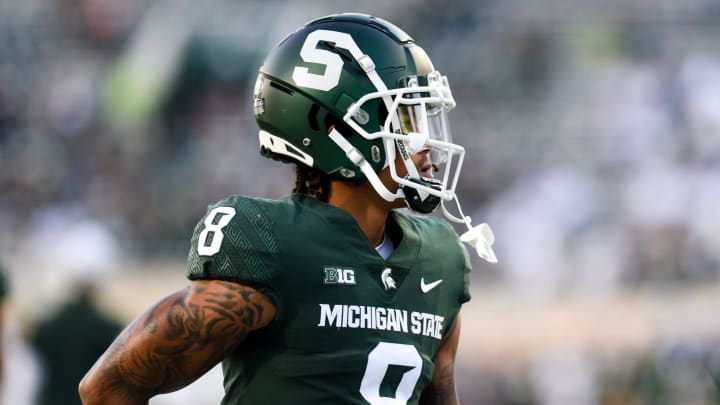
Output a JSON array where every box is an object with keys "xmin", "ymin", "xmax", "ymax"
[{"xmin": 328, "ymin": 128, "xmax": 399, "ymax": 202}]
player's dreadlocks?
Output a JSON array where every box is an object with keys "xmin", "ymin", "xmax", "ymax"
[{"xmin": 293, "ymin": 164, "xmax": 331, "ymax": 202}]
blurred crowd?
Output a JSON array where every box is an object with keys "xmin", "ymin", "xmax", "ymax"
[{"xmin": 1, "ymin": 0, "xmax": 720, "ymax": 403}]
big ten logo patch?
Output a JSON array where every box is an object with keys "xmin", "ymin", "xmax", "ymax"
[{"xmin": 323, "ymin": 267, "xmax": 356, "ymax": 285}]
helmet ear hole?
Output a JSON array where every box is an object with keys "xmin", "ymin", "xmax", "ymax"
[
  {"xmin": 308, "ymin": 104, "xmax": 321, "ymax": 131},
  {"xmin": 324, "ymin": 114, "xmax": 353, "ymax": 139}
]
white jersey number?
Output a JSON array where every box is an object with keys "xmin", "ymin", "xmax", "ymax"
[
  {"xmin": 197, "ymin": 206, "xmax": 236, "ymax": 256},
  {"xmin": 359, "ymin": 342, "xmax": 423, "ymax": 405},
  {"xmin": 292, "ymin": 29, "xmax": 360, "ymax": 91}
]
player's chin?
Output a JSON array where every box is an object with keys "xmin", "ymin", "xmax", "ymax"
[{"xmin": 390, "ymin": 198, "xmax": 407, "ymax": 210}]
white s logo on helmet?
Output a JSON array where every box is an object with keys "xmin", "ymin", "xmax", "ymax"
[{"xmin": 292, "ymin": 30, "xmax": 361, "ymax": 91}]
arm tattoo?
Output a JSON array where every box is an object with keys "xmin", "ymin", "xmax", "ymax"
[{"xmin": 81, "ymin": 281, "xmax": 273, "ymax": 404}]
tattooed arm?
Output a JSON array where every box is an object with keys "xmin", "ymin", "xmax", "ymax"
[
  {"xmin": 419, "ymin": 314, "xmax": 462, "ymax": 405},
  {"xmin": 78, "ymin": 280, "xmax": 276, "ymax": 405}
]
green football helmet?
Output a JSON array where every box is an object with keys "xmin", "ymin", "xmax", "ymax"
[{"xmin": 253, "ymin": 13, "xmax": 496, "ymax": 262}]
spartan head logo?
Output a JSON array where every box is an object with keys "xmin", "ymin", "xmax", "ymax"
[{"xmin": 381, "ymin": 268, "xmax": 396, "ymax": 291}]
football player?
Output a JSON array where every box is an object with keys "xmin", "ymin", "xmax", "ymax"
[{"xmin": 79, "ymin": 13, "xmax": 496, "ymax": 405}]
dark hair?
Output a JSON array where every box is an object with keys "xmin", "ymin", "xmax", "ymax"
[{"xmin": 293, "ymin": 164, "xmax": 331, "ymax": 202}]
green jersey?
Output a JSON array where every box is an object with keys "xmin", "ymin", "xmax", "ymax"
[{"xmin": 186, "ymin": 194, "xmax": 472, "ymax": 405}]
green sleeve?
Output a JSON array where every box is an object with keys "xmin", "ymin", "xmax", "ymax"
[{"xmin": 186, "ymin": 196, "xmax": 280, "ymax": 289}]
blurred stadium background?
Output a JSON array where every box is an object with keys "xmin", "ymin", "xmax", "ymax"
[{"xmin": 2, "ymin": 0, "xmax": 720, "ymax": 403}]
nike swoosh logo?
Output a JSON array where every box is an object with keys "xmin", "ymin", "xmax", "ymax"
[{"xmin": 420, "ymin": 278, "xmax": 443, "ymax": 293}]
